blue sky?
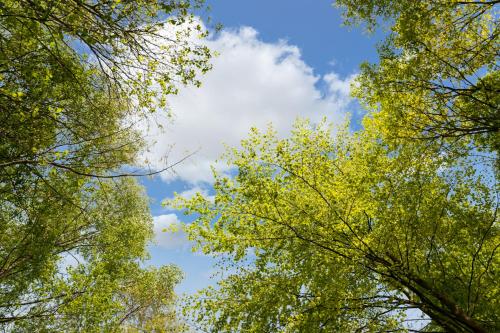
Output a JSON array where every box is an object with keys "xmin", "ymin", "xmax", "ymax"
[
  {"xmin": 206, "ymin": 0, "xmax": 383, "ymax": 75},
  {"xmin": 141, "ymin": 0, "xmax": 384, "ymax": 296}
]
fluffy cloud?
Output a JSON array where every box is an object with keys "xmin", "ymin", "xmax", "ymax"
[
  {"xmin": 142, "ymin": 27, "xmax": 355, "ymax": 184},
  {"xmin": 152, "ymin": 214, "xmax": 191, "ymax": 250}
]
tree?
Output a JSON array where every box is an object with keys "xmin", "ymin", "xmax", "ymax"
[
  {"xmin": 12, "ymin": 262, "xmax": 185, "ymax": 332},
  {"xmin": 334, "ymin": 0, "xmax": 499, "ymax": 152},
  {"xmin": 1, "ymin": 0, "xmax": 212, "ymax": 180},
  {"xmin": 118, "ymin": 265, "xmax": 185, "ymax": 333},
  {"xmin": 0, "ymin": 177, "xmax": 186, "ymax": 331},
  {"xmin": 0, "ymin": 0, "xmax": 211, "ymax": 328},
  {"xmin": 174, "ymin": 120, "xmax": 498, "ymax": 332}
]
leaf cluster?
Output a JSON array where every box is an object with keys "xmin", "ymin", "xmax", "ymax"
[{"xmin": 336, "ymin": 0, "xmax": 499, "ymax": 153}]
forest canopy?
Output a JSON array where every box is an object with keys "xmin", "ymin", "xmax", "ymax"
[
  {"xmin": 0, "ymin": 0, "xmax": 211, "ymax": 330},
  {"xmin": 0, "ymin": 0, "xmax": 498, "ymax": 332}
]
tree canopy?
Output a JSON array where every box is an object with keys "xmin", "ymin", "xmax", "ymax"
[
  {"xmin": 176, "ymin": 120, "xmax": 498, "ymax": 332},
  {"xmin": 336, "ymin": 0, "xmax": 499, "ymax": 152},
  {"xmin": 0, "ymin": 0, "xmax": 211, "ymax": 329},
  {"xmin": 1, "ymin": 0, "xmax": 498, "ymax": 331}
]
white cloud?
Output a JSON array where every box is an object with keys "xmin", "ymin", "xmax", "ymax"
[
  {"xmin": 152, "ymin": 214, "xmax": 191, "ymax": 250},
  {"xmin": 142, "ymin": 26, "xmax": 355, "ymax": 184},
  {"xmin": 323, "ymin": 72, "xmax": 356, "ymax": 107}
]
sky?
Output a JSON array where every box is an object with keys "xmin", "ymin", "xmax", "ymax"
[{"xmin": 140, "ymin": 0, "xmax": 385, "ymax": 296}]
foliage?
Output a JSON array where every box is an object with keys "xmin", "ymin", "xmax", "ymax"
[
  {"xmin": 119, "ymin": 265, "xmax": 185, "ymax": 333},
  {"xmin": 334, "ymin": 0, "xmax": 499, "ymax": 152},
  {"xmin": 0, "ymin": 177, "xmax": 185, "ymax": 331},
  {"xmin": 175, "ymin": 120, "xmax": 498, "ymax": 332},
  {"xmin": 12, "ymin": 262, "xmax": 184, "ymax": 332},
  {"xmin": 0, "ymin": 0, "xmax": 212, "ymax": 113},
  {"xmin": 0, "ymin": 0, "xmax": 211, "ymax": 329},
  {"xmin": 0, "ymin": 0, "xmax": 212, "ymax": 180}
]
